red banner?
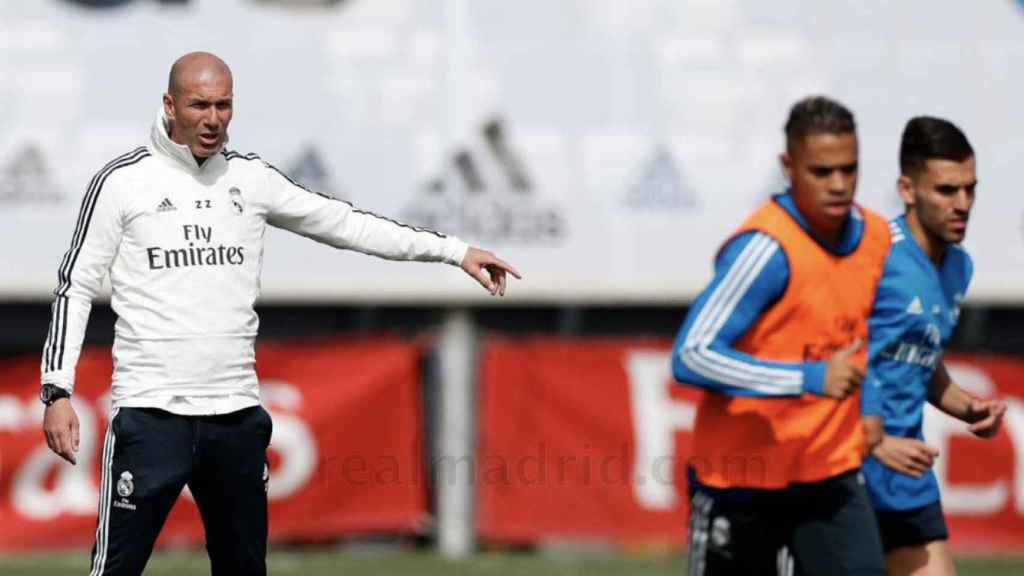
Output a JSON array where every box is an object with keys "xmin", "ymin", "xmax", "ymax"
[
  {"xmin": 476, "ymin": 338, "xmax": 1024, "ymax": 552},
  {"xmin": 0, "ymin": 339, "xmax": 428, "ymax": 550}
]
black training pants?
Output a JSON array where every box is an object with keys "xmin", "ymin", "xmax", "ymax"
[
  {"xmin": 687, "ymin": 469, "xmax": 886, "ymax": 576},
  {"xmin": 88, "ymin": 406, "xmax": 272, "ymax": 576}
]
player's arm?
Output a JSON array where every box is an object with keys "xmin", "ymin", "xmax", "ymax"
[
  {"xmin": 860, "ymin": 281, "xmax": 890, "ymax": 452},
  {"xmin": 41, "ymin": 166, "xmax": 127, "ymax": 465},
  {"xmin": 671, "ymin": 232, "xmax": 859, "ymax": 398},
  {"xmin": 866, "ymin": 349, "xmax": 941, "ymax": 476},
  {"xmin": 261, "ymin": 163, "xmax": 519, "ymax": 294},
  {"xmin": 866, "ymin": 353, "xmax": 940, "ymax": 477},
  {"xmin": 928, "ymin": 361, "xmax": 1006, "ymax": 438},
  {"xmin": 924, "ymin": 253, "xmax": 999, "ymax": 434}
]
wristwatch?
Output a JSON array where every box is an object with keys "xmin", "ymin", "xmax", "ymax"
[{"xmin": 40, "ymin": 384, "xmax": 71, "ymax": 406}]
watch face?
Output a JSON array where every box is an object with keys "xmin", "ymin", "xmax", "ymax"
[{"xmin": 41, "ymin": 385, "xmax": 65, "ymax": 404}]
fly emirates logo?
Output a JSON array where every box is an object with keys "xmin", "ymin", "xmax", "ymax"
[{"xmin": 146, "ymin": 224, "xmax": 246, "ymax": 270}]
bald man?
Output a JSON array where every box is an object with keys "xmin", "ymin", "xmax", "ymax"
[{"xmin": 39, "ymin": 52, "xmax": 519, "ymax": 575}]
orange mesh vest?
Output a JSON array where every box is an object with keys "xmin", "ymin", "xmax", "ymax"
[{"xmin": 690, "ymin": 200, "xmax": 890, "ymax": 489}]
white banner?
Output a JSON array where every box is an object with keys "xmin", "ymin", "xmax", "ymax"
[{"xmin": 2, "ymin": 0, "xmax": 1023, "ymax": 302}]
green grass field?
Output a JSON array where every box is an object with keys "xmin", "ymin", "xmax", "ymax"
[{"xmin": 2, "ymin": 550, "xmax": 1023, "ymax": 575}]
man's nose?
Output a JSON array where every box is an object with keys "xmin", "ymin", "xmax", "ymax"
[
  {"xmin": 953, "ymin": 189, "xmax": 973, "ymax": 212},
  {"xmin": 828, "ymin": 171, "xmax": 851, "ymax": 193},
  {"xmin": 204, "ymin": 109, "xmax": 220, "ymax": 127}
]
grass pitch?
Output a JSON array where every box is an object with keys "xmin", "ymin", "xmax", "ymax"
[{"xmin": 1, "ymin": 550, "xmax": 1023, "ymax": 575}]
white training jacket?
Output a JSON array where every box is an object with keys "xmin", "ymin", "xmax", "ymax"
[{"xmin": 40, "ymin": 109, "xmax": 468, "ymax": 414}]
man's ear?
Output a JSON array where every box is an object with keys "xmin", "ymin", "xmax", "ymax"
[
  {"xmin": 162, "ymin": 93, "xmax": 176, "ymax": 122},
  {"xmin": 780, "ymin": 151, "xmax": 793, "ymax": 184},
  {"xmin": 897, "ymin": 174, "xmax": 916, "ymax": 207}
]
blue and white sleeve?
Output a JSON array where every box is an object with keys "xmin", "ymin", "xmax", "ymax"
[
  {"xmin": 861, "ymin": 282, "xmax": 889, "ymax": 417},
  {"xmin": 671, "ymin": 231, "xmax": 827, "ymax": 397}
]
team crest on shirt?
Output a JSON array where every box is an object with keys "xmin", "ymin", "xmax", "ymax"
[{"xmin": 229, "ymin": 186, "xmax": 245, "ymax": 215}]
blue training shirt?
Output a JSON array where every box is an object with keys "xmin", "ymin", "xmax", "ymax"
[
  {"xmin": 861, "ymin": 215, "xmax": 972, "ymax": 511},
  {"xmin": 671, "ymin": 192, "xmax": 865, "ymax": 397}
]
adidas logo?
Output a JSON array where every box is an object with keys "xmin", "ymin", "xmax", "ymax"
[
  {"xmin": 399, "ymin": 118, "xmax": 563, "ymax": 243},
  {"xmin": 906, "ymin": 297, "xmax": 924, "ymax": 315},
  {"xmin": 622, "ymin": 147, "xmax": 698, "ymax": 210},
  {"xmin": 156, "ymin": 198, "xmax": 176, "ymax": 212},
  {"xmin": 286, "ymin": 146, "xmax": 336, "ymax": 196},
  {"xmin": 0, "ymin": 144, "xmax": 65, "ymax": 205}
]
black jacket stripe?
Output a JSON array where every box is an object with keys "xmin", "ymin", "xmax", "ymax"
[
  {"xmin": 57, "ymin": 146, "xmax": 148, "ymax": 290},
  {"xmin": 49, "ymin": 148, "xmax": 148, "ymax": 371},
  {"xmin": 56, "ymin": 148, "xmax": 150, "ymax": 297},
  {"xmin": 42, "ymin": 300, "xmax": 52, "ymax": 371},
  {"xmin": 43, "ymin": 298, "xmax": 58, "ymax": 372},
  {"xmin": 56, "ymin": 294, "xmax": 71, "ymax": 369},
  {"xmin": 56, "ymin": 147, "xmax": 147, "ymax": 291},
  {"xmin": 46, "ymin": 297, "xmax": 65, "ymax": 372},
  {"xmin": 51, "ymin": 296, "xmax": 66, "ymax": 371},
  {"xmin": 220, "ymin": 149, "xmax": 447, "ymax": 240},
  {"xmin": 46, "ymin": 296, "xmax": 62, "ymax": 371}
]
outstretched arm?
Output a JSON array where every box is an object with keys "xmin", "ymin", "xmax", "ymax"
[{"xmin": 262, "ymin": 162, "xmax": 518, "ymax": 295}]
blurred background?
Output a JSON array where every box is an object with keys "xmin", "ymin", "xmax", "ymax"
[{"xmin": 1, "ymin": 0, "xmax": 1023, "ymax": 574}]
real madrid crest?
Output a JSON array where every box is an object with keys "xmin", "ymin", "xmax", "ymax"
[
  {"xmin": 710, "ymin": 516, "xmax": 731, "ymax": 548},
  {"xmin": 229, "ymin": 186, "xmax": 245, "ymax": 215},
  {"xmin": 117, "ymin": 471, "xmax": 134, "ymax": 498}
]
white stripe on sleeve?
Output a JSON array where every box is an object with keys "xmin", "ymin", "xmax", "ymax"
[{"xmin": 679, "ymin": 233, "xmax": 803, "ymax": 395}]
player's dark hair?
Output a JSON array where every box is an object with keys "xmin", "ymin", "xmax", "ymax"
[
  {"xmin": 784, "ymin": 96, "xmax": 856, "ymax": 149},
  {"xmin": 899, "ymin": 116, "xmax": 974, "ymax": 176}
]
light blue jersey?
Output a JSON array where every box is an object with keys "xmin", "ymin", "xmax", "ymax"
[{"xmin": 861, "ymin": 216, "xmax": 972, "ymax": 511}]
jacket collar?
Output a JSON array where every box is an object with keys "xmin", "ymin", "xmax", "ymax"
[{"xmin": 149, "ymin": 107, "xmax": 227, "ymax": 172}]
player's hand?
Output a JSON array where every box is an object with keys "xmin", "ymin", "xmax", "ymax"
[
  {"xmin": 460, "ymin": 247, "xmax": 521, "ymax": 296},
  {"xmin": 862, "ymin": 415, "xmax": 883, "ymax": 455},
  {"xmin": 43, "ymin": 398, "xmax": 79, "ymax": 465},
  {"xmin": 822, "ymin": 338, "xmax": 864, "ymax": 399},
  {"xmin": 870, "ymin": 435, "xmax": 939, "ymax": 477},
  {"xmin": 967, "ymin": 398, "xmax": 1007, "ymax": 439}
]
